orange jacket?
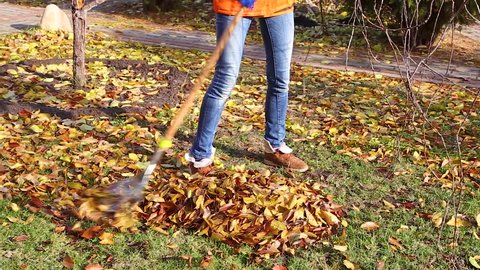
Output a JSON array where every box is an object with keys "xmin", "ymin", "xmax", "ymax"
[{"xmin": 213, "ymin": 0, "xmax": 295, "ymax": 18}]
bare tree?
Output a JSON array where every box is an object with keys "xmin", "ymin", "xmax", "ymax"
[
  {"xmin": 347, "ymin": 0, "xmax": 480, "ymax": 268},
  {"xmin": 72, "ymin": 0, "xmax": 86, "ymax": 89}
]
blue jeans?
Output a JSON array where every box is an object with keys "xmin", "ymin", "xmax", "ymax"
[{"xmin": 190, "ymin": 12, "xmax": 294, "ymax": 160}]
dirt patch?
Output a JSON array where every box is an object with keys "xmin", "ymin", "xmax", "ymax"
[{"xmin": 0, "ymin": 58, "xmax": 191, "ymax": 119}]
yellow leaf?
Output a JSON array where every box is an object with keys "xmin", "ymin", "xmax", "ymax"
[
  {"xmin": 470, "ymin": 256, "xmax": 480, "ymax": 269},
  {"xmin": 30, "ymin": 124, "xmax": 43, "ymax": 133},
  {"xmin": 446, "ymin": 214, "xmax": 472, "ymax": 227},
  {"xmin": 271, "ymin": 220, "xmax": 287, "ymax": 231},
  {"xmin": 8, "ymin": 163, "xmax": 23, "ymax": 169},
  {"xmin": 328, "ymin": 127, "xmax": 338, "ymax": 135},
  {"xmin": 7, "ymin": 69, "xmax": 18, "ymax": 75},
  {"xmin": 360, "ymin": 221, "xmax": 380, "ymax": 231},
  {"xmin": 476, "ymin": 213, "xmax": 480, "ymax": 227},
  {"xmin": 128, "ymin": 153, "xmax": 140, "ymax": 162},
  {"xmin": 431, "ymin": 212, "xmax": 443, "ymax": 227},
  {"xmin": 396, "ymin": 225, "xmax": 409, "ymax": 233},
  {"xmin": 195, "ymin": 195, "xmax": 204, "ymax": 209},
  {"xmin": 10, "ymin": 203, "xmax": 20, "ymax": 212},
  {"xmin": 320, "ymin": 210, "xmax": 340, "ymax": 225},
  {"xmin": 99, "ymin": 232, "xmax": 114, "ymax": 245},
  {"xmin": 343, "ymin": 259, "xmax": 355, "ymax": 270},
  {"xmin": 243, "ymin": 196, "xmax": 256, "ymax": 204},
  {"xmin": 239, "ymin": 125, "xmax": 253, "ymax": 132},
  {"xmin": 383, "ymin": 200, "xmax": 396, "ymax": 209},
  {"xmin": 333, "ymin": 245, "xmax": 348, "ymax": 252},
  {"xmin": 305, "ymin": 209, "xmax": 319, "ymax": 227}
]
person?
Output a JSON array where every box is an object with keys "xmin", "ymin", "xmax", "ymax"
[{"xmin": 185, "ymin": 0, "xmax": 309, "ymax": 174}]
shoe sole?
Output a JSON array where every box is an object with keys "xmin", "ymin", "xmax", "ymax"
[{"xmin": 264, "ymin": 159, "xmax": 309, "ymax": 173}]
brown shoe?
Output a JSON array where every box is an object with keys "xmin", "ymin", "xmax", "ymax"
[
  {"xmin": 185, "ymin": 149, "xmax": 215, "ymax": 176},
  {"xmin": 263, "ymin": 140, "xmax": 309, "ymax": 172},
  {"xmin": 189, "ymin": 162, "xmax": 214, "ymax": 176}
]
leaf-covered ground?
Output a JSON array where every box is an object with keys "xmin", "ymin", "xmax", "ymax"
[{"xmin": 1, "ymin": 28, "xmax": 480, "ymax": 269}]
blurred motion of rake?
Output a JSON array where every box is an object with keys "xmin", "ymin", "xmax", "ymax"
[{"xmin": 79, "ymin": 8, "xmax": 245, "ymax": 225}]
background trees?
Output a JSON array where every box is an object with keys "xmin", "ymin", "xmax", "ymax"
[{"xmin": 343, "ymin": 0, "xmax": 480, "ymax": 48}]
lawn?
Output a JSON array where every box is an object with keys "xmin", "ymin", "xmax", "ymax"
[{"xmin": 1, "ymin": 9, "xmax": 480, "ymax": 270}]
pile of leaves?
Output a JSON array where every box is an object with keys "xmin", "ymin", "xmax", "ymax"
[
  {"xmin": 81, "ymin": 166, "xmax": 345, "ymax": 258},
  {"xmin": 143, "ymin": 168, "xmax": 344, "ymax": 257}
]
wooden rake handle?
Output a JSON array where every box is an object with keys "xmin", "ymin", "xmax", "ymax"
[{"xmin": 163, "ymin": 7, "xmax": 245, "ymax": 141}]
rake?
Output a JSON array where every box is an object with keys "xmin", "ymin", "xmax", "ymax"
[{"xmin": 80, "ymin": 8, "xmax": 245, "ymax": 218}]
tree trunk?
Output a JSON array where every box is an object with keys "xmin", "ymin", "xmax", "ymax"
[{"xmin": 72, "ymin": 0, "xmax": 86, "ymax": 89}]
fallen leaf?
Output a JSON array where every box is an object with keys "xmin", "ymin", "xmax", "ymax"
[
  {"xmin": 85, "ymin": 263, "xmax": 103, "ymax": 270},
  {"xmin": 470, "ymin": 256, "xmax": 480, "ymax": 269},
  {"xmin": 360, "ymin": 221, "xmax": 380, "ymax": 231},
  {"xmin": 333, "ymin": 245, "xmax": 348, "ymax": 252},
  {"xmin": 343, "ymin": 259, "xmax": 355, "ymax": 270},
  {"xmin": 446, "ymin": 214, "xmax": 472, "ymax": 227},
  {"xmin": 396, "ymin": 225, "xmax": 409, "ymax": 233},
  {"xmin": 81, "ymin": 226, "xmax": 103, "ymax": 240},
  {"xmin": 388, "ymin": 237, "xmax": 404, "ymax": 251},
  {"xmin": 54, "ymin": 226, "xmax": 66, "ymax": 233},
  {"xmin": 431, "ymin": 212, "xmax": 443, "ymax": 227},
  {"xmin": 200, "ymin": 255, "xmax": 213, "ymax": 269},
  {"xmin": 10, "ymin": 203, "xmax": 20, "ymax": 212},
  {"xmin": 99, "ymin": 232, "xmax": 114, "ymax": 245},
  {"xmin": 12, "ymin": 235, "xmax": 28, "ymax": 242},
  {"xmin": 63, "ymin": 255, "xmax": 74, "ymax": 269},
  {"xmin": 376, "ymin": 260, "xmax": 385, "ymax": 270},
  {"xmin": 382, "ymin": 200, "xmax": 395, "ymax": 209},
  {"xmin": 272, "ymin": 265, "xmax": 288, "ymax": 270},
  {"xmin": 179, "ymin": 255, "xmax": 193, "ymax": 267},
  {"xmin": 30, "ymin": 124, "xmax": 43, "ymax": 133},
  {"xmin": 476, "ymin": 213, "xmax": 480, "ymax": 227}
]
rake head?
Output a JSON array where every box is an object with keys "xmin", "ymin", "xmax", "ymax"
[{"xmin": 79, "ymin": 173, "xmax": 149, "ymax": 228}]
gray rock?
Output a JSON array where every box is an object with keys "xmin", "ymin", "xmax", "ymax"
[{"xmin": 39, "ymin": 4, "xmax": 72, "ymax": 32}]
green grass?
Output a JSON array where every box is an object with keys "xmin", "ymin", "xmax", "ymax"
[{"xmin": 2, "ymin": 140, "xmax": 478, "ymax": 269}]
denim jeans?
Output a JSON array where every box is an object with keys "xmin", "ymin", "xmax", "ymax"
[{"xmin": 189, "ymin": 12, "xmax": 294, "ymax": 160}]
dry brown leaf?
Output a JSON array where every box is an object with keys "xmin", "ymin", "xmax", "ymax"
[
  {"xmin": 54, "ymin": 226, "xmax": 66, "ymax": 233},
  {"xmin": 63, "ymin": 255, "xmax": 74, "ymax": 269},
  {"xmin": 85, "ymin": 263, "xmax": 103, "ymax": 270},
  {"xmin": 200, "ymin": 255, "xmax": 213, "ymax": 269},
  {"xmin": 360, "ymin": 221, "xmax": 380, "ymax": 231},
  {"xmin": 81, "ymin": 226, "xmax": 103, "ymax": 240},
  {"xmin": 12, "ymin": 235, "xmax": 28, "ymax": 242},
  {"xmin": 179, "ymin": 255, "xmax": 193, "ymax": 267},
  {"xmin": 388, "ymin": 237, "xmax": 404, "ymax": 251}
]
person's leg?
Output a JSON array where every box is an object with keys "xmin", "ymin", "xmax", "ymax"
[
  {"xmin": 259, "ymin": 12, "xmax": 294, "ymax": 148},
  {"xmin": 259, "ymin": 12, "xmax": 308, "ymax": 172},
  {"xmin": 187, "ymin": 14, "xmax": 252, "ymax": 169}
]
